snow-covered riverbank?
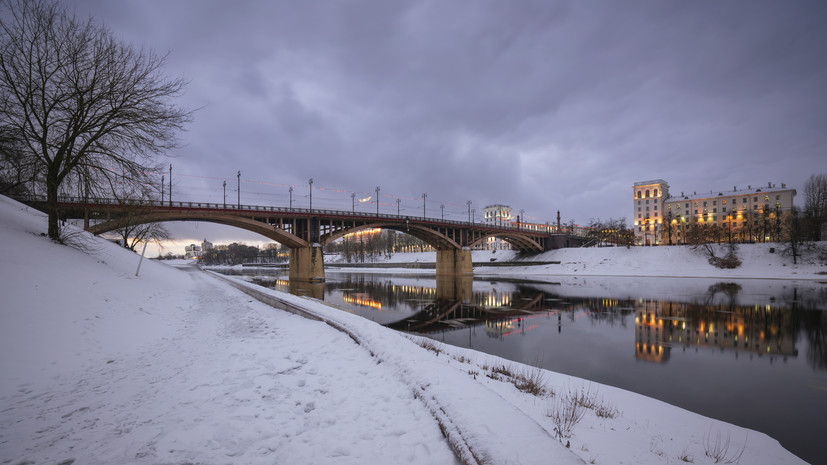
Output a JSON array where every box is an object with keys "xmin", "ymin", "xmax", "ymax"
[
  {"xmin": 325, "ymin": 242, "xmax": 826, "ymax": 280},
  {"xmin": 0, "ymin": 195, "xmax": 811, "ymax": 464}
]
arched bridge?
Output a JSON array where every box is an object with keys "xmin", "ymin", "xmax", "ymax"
[{"xmin": 18, "ymin": 195, "xmax": 581, "ymax": 281}]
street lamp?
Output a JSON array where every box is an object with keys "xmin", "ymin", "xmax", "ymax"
[
  {"xmin": 396, "ymin": 198, "xmax": 401, "ymax": 216},
  {"xmin": 472, "ymin": 208, "xmax": 476, "ymax": 223},
  {"xmin": 309, "ymin": 178, "xmax": 314, "ymax": 212},
  {"xmin": 520, "ymin": 209, "xmax": 525, "ymax": 229},
  {"xmin": 289, "ymin": 186, "xmax": 293, "ymax": 209},
  {"xmin": 352, "ymin": 192, "xmax": 356, "ymax": 213},
  {"xmin": 168, "ymin": 164, "xmax": 172, "ymax": 205},
  {"xmin": 161, "ymin": 175, "xmax": 164, "ymax": 205},
  {"xmin": 422, "ymin": 193, "xmax": 427, "ymax": 218},
  {"xmin": 375, "ymin": 186, "xmax": 380, "ymax": 215},
  {"xmin": 223, "ymin": 180, "xmax": 226, "ymax": 208},
  {"xmin": 467, "ymin": 200, "xmax": 472, "ymax": 223},
  {"xmin": 237, "ymin": 171, "xmax": 241, "ymax": 208},
  {"xmin": 441, "ymin": 204, "xmax": 444, "ymax": 220}
]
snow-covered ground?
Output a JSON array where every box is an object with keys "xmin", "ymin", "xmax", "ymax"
[
  {"xmin": 0, "ymin": 195, "xmax": 811, "ymax": 464},
  {"xmin": 326, "ymin": 242, "xmax": 826, "ymax": 280}
]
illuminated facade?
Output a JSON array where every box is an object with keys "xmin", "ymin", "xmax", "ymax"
[
  {"xmin": 184, "ymin": 243, "xmax": 201, "ymax": 259},
  {"xmin": 632, "ymin": 180, "xmax": 670, "ymax": 246},
  {"xmin": 662, "ymin": 183, "xmax": 796, "ymax": 244},
  {"xmin": 634, "ymin": 180, "xmax": 796, "ymax": 245}
]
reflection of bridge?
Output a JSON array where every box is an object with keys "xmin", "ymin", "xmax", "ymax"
[
  {"xmin": 18, "ymin": 195, "xmax": 585, "ymax": 281},
  {"xmin": 387, "ymin": 292, "xmax": 550, "ymax": 333}
]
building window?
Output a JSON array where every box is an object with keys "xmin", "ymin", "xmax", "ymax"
[
  {"xmin": 743, "ymin": 198, "xmax": 747, "ymax": 203},
  {"xmin": 713, "ymin": 208, "xmax": 717, "ymax": 213},
  {"xmin": 753, "ymin": 205, "xmax": 757, "ymax": 210},
  {"xmin": 685, "ymin": 203, "xmax": 689, "ymax": 208},
  {"xmin": 776, "ymin": 195, "xmax": 780, "ymax": 200},
  {"xmin": 754, "ymin": 197, "xmax": 758, "ymax": 202},
  {"xmin": 723, "ymin": 200, "xmax": 727, "ymax": 205},
  {"xmin": 703, "ymin": 201, "xmax": 707, "ymax": 207},
  {"xmin": 646, "ymin": 189, "xmax": 650, "ymax": 198},
  {"xmin": 654, "ymin": 189, "xmax": 659, "ymax": 197},
  {"xmin": 654, "ymin": 205, "xmax": 658, "ymax": 210},
  {"xmin": 723, "ymin": 207, "xmax": 727, "ymax": 212}
]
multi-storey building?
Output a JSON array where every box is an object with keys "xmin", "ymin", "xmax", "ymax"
[
  {"xmin": 632, "ymin": 180, "xmax": 670, "ymax": 246},
  {"xmin": 633, "ymin": 180, "xmax": 796, "ymax": 245},
  {"xmin": 483, "ymin": 204, "xmax": 512, "ymax": 250}
]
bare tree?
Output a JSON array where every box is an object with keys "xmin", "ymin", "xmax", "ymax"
[
  {"xmin": 804, "ymin": 173, "xmax": 827, "ymax": 241},
  {"xmin": 0, "ymin": 0, "xmax": 191, "ymax": 240}
]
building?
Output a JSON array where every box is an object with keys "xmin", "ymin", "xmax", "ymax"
[
  {"xmin": 633, "ymin": 180, "xmax": 796, "ymax": 245},
  {"xmin": 632, "ymin": 180, "xmax": 670, "ymax": 246},
  {"xmin": 184, "ymin": 244, "xmax": 201, "ymax": 259},
  {"xmin": 483, "ymin": 204, "xmax": 513, "ymax": 250},
  {"xmin": 201, "ymin": 238, "xmax": 213, "ymax": 252}
]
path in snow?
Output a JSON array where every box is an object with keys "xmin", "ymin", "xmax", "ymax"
[{"xmin": 1, "ymin": 265, "xmax": 458, "ymax": 465}]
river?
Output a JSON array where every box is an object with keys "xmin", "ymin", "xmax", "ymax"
[{"xmin": 217, "ymin": 267, "xmax": 826, "ymax": 464}]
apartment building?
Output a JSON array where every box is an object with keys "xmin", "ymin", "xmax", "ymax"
[{"xmin": 633, "ymin": 180, "xmax": 796, "ymax": 245}]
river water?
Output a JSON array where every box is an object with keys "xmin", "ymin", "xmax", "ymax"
[{"xmin": 217, "ymin": 268, "xmax": 826, "ymax": 464}]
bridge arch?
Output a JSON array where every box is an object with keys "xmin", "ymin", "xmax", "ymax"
[
  {"xmin": 322, "ymin": 222, "xmax": 462, "ymax": 250},
  {"xmin": 86, "ymin": 211, "xmax": 309, "ymax": 249},
  {"xmin": 467, "ymin": 232, "xmax": 545, "ymax": 252}
]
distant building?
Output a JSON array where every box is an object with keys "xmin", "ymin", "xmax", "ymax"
[
  {"xmin": 184, "ymin": 244, "xmax": 201, "ymax": 259},
  {"xmin": 201, "ymin": 238, "xmax": 213, "ymax": 252},
  {"xmin": 633, "ymin": 180, "xmax": 796, "ymax": 245},
  {"xmin": 483, "ymin": 204, "xmax": 512, "ymax": 250}
]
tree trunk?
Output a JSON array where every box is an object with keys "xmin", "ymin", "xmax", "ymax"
[{"xmin": 46, "ymin": 172, "xmax": 61, "ymax": 241}]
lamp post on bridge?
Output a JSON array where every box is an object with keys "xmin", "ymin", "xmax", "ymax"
[
  {"xmin": 375, "ymin": 186, "xmax": 380, "ymax": 215},
  {"xmin": 422, "ymin": 193, "xmax": 427, "ymax": 219},
  {"xmin": 467, "ymin": 200, "xmax": 472, "ymax": 223},
  {"xmin": 396, "ymin": 198, "xmax": 401, "ymax": 216},
  {"xmin": 441, "ymin": 204, "xmax": 444, "ymax": 220},
  {"xmin": 168, "ymin": 164, "xmax": 172, "ymax": 205},
  {"xmin": 520, "ymin": 209, "xmax": 525, "ymax": 229},
  {"xmin": 161, "ymin": 175, "xmax": 164, "ymax": 205},
  {"xmin": 472, "ymin": 208, "xmax": 476, "ymax": 223},
  {"xmin": 352, "ymin": 192, "xmax": 356, "ymax": 213},
  {"xmin": 237, "ymin": 171, "xmax": 241, "ymax": 208},
  {"xmin": 309, "ymin": 178, "xmax": 314, "ymax": 212},
  {"xmin": 289, "ymin": 186, "xmax": 293, "ymax": 209},
  {"xmin": 223, "ymin": 180, "xmax": 226, "ymax": 208}
]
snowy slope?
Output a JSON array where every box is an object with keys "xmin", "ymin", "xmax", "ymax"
[{"xmin": 0, "ymin": 195, "xmax": 808, "ymax": 464}]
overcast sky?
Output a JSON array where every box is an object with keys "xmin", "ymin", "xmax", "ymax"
[{"xmin": 65, "ymin": 0, "xmax": 826, "ymax": 249}]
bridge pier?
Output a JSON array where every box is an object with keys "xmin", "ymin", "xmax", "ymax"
[
  {"xmin": 289, "ymin": 245, "xmax": 325, "ymax": 282},
  {"xmin": 436, "ymin": 248, "xmax": 473, "ymax": 277}
]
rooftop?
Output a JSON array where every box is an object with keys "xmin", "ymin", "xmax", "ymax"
[{"xmin": 665, "ymin": 182, "xmax": 795, "ymax": 202}]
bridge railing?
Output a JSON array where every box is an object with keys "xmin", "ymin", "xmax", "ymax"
[{"xmin": 13, "ymin": 193, "xmax": 567, "ymax": 236}]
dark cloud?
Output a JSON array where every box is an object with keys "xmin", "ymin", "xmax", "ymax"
[{"xmin": 66, "ymin": 0, "xmax": 826, "ymax": 235}]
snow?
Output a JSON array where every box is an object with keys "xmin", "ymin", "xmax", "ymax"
[
  {"xmin": 327, "ymin": 243, "xmax": 826, "ymax": 280},
  {"xmin": 0, "ymin": 195, "xmax": 811, "ymax": 464}
]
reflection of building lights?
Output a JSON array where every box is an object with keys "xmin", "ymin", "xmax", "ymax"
[{"xmin": 343, "ymin": 294, "xmax": 382, "ymax": 310}]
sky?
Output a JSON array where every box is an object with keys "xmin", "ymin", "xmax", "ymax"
[{"xmin": 61, "ymin": 0, "xmax": 827, "ymax": 251}]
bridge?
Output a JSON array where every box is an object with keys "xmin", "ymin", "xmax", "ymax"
[{"xmin": 16, "ymin": 195, "xmax": 586, "ymax": 281}]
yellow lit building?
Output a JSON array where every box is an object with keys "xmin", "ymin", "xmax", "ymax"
[
  {"xmin": 632, "ymin": 179, "xmax": 670, "ymax": 246},
  {"xmin": 634, "ymin": 180, "xmax": 796, "ymax": 245}
]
